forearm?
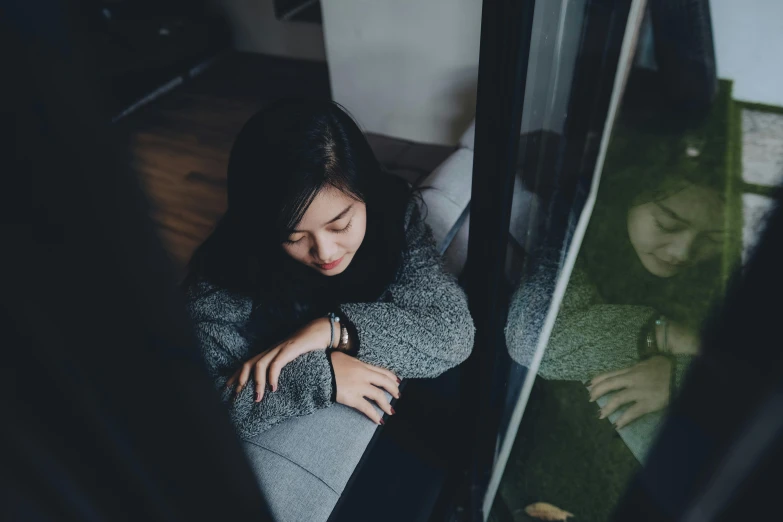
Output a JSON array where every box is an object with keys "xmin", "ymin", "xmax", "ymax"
[
  {"xmin": 538, "ymin": 304, "xmax": 657, "ymax": 381},
  {"xmin": 340, "ymin": 298, "xmax": 474, "ymax": 378},
  {"xmin": 222, "ymin": 350, "xmax": 335, "ymax": 438}
]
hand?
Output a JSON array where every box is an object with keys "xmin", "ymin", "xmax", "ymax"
[
  {"xmin": 588, "ymin": 355, "xmax": 672, "ymax": 429},
  {"xmin": 226, "ymin": 318, "xmax": 333, "ymax": 401},
  {"xmin": 331, "ymin": 351, "xmax": 401, "ymax": 425}
]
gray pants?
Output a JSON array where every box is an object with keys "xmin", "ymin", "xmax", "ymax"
[{"xmin": 242, "ymin": 403, "xmax": 382, "ymax": 522}]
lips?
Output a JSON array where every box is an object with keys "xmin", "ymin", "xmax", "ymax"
[
  {"xmin": 315, "ymin": 256, "xmax": 344, "ymax": 271},
  {"xmin": 653, "ymin": 255, "xmax": 685, "ymax": 270}
]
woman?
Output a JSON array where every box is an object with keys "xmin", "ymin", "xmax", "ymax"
[
  {"xmin": 508, "ymin": 103, "xmax": 731, "ymax": 446},
  {"xmin": 501, "ymin": 98, "xmax": 732, "ymax": 520},
  {"xmin": 184, "ymin": 99, "xmax": 474, "ymax": 440}
]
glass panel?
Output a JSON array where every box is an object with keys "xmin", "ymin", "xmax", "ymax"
[{"xmin": 489, "ymin": 1, "xmax": 782, "ymax": 520}]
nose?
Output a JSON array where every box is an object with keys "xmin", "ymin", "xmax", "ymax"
[
  {"xmin": 311, "ymin": 235, "xmax": 339, "ymax": 263},
  {"xmin": 663, "ymin": 232, "xmax": 693, "ymax": 264}
]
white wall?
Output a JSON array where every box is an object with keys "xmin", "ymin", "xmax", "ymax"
[
  {"xmin": 322, "ymin": 0, "xmax": 586, "ymax": 145},
  {"xmin": 321, "ymin": 0, "xmax": 482, "ymax": 145},
  {"xmin": 216, "ymin": 0, "xmax": 326, "ymax": 61},
  {"xmin": 711, "ymin": 0, "xmax": 783, "ymax": 106}
]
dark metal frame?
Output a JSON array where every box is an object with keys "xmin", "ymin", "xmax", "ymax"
[
  {"xmin": 452, "ymin": 1, "xmax": 637, "ymax": 520},
  {"xmin": 458, "ymin": 0, "xmax": 538, "ymax": 519}
]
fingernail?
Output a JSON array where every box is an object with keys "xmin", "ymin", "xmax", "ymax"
[
  {"xmin": 272, "ymin": 385, "xmax": 277, "ymax": 392},
  {"xmin": 379, "ymin": 419, "xmax": 385, "ymax": 426},
  {"xmin": 390, "ymin": 407, "xmax": 396, "ymax": 415},
  {"xmin": 396, "ymin": 377, "xmax": 401, "ymax": 384},
  {"xmin": 255, "ymin": 392, "xmax": 260, "ymax": 402},
  {"xmin": 598, "ymin": 411, "xmax": 605, "ymax": 419}
]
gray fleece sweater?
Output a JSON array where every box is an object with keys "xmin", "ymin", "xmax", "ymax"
[
  {"xmin": 506, "ymin": 251, "xmax": 693, "ymax": 462},
  {"xmin": 187, "ymin": 202, "xmax": 475, "ymax": 439}
]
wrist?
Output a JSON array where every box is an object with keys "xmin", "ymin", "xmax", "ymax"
[
  {"xmin": 314, "ymin": 317, "xmax": 337, "ymax": 350},
  {"xmin": 655, "ymin": 316, "xmax": 669, "ymax": 353}
]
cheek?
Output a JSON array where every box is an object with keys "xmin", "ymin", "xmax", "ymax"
[
  {"xmin": 346, "ymin": 217, "xmax": 367, "ymax": 250},
  {"xmin": 628, "ymin": 208, "xmax": 665, "ymax": 253},
  {"xmin": 281, "ymin": 243, "xmax": 309, "ymax": 263}
]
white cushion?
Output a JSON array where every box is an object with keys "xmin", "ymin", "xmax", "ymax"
[
  {"xmin": 418, "ymin": 148, "xmax": 474, "ymax": 256},
  {"xmin": 458, "ymin": 119, "xmax": 476, "ymax": 150}
]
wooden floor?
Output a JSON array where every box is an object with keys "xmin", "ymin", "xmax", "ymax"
[
  {"xmin": 123, "ymin": 52, "xmax": 452, "ymax": 277},
  {"xmin": 122, "ymin": 53, "xmax": 332, "ymax": 275}
]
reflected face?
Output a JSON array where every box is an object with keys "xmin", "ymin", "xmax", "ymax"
[
  {"xmin": 627, "ymin": 184, "xmax": 725, "ymax": 278},
  {"xmin": 282, "ymin": 187, "xmax": 367, "ymax": 276}
]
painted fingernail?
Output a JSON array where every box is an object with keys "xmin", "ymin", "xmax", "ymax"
[
  {"xmin": 391, "ymin": 407, "xmax": 396, "ymax": 415},
  {"xmin": 379, "ymin": 419, "xmax": 385, "ymax": 426},
  {"xmin": 396, "ymin": 377, "xmax": 401, "ymax": 384},
  {"xmin": 255, "ymin": 392, "xmax": 260, "ymax": 402}
]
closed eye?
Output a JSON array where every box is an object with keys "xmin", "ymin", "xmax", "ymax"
[
  {"xmin": 333, "ymin": 220, "xmax": 353, "ymax": 234},
  {"xmin": 654, "ymin": 219, "xmax": 682, "ymax": 233}
]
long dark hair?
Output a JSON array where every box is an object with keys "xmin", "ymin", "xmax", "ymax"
[
  {"xmin": 580, "ymin": 79, "xmax": 733, "ymax": 327},
  {"xmin": 185, "ymin": 99, "xmax": 411, "ymax": 339}
]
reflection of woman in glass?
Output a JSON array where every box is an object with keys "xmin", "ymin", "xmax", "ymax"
[
  {"xmin": 184, "ymin": 100, "xmax": 474, "ymax": 438},
  {"xmin": 509, "ymin": 114, "xmax": 728, "ymax": 443}
]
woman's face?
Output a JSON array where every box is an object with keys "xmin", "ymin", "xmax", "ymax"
[
  {"xmin": 627, "ymin": 184, "xmax": 725, "ymax": 278},
  {"xmin": 282, "ymin": 187, "xmax": 367, "ymax": 276}
]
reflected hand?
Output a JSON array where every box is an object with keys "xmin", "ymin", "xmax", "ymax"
[
  {"xmin": 226, "ymin": 318, "xmax": 332, "ymax": 401},
  {"xmin": 588, "ymin": 355, "xmax": 672, "ymax": 429},
  {"xmin": 331, "ymin": 351, "xmax": 400, "ymax": 425}
]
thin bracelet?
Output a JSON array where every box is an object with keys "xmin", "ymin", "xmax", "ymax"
[
  {"xmin": 327, "ymin": 313, "xmax": 335, "ymax": 350},
  {"xmin": 326, "ymin": 313, "xmax": 341, "ymax": 350},
  {"xmin": 655, "ymin": 316, "xmax": 668, "ymax": 353}
]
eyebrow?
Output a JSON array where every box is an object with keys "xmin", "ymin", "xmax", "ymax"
[
  {"xmin": 291, "ymin": 204, "xmax": 353, "ymax": 233},
  {"xmin": 655, "ymin": 202, "xmax": 724, "ymax": 233}
]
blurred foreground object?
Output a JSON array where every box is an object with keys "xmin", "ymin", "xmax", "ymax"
[{"xmin": 1, "ymin": 1, "xmax": 271, "ymax": 520}]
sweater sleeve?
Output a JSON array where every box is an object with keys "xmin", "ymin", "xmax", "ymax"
[
  {"xmin": 506, "ymin": 254, "xmax": 657, "ymax": 382},
  {"xmin": 339, "ymin": 202, "xmax": 475, "ymax": 378},
  {"xmin": 187, "ymin": 283, "xmax": 334, "ymax": 439}
]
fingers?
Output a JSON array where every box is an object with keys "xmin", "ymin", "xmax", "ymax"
[
  {"xmin": 589, "ymin": 375, "xmax": 630, "ymax": 402},
  {"xmin": 368, "ymin": 372, "xmax": 400, "ymax": 400},
  {"xmin": 598, "ymin": 390, "xmax": 637, "ymax": 419},
  {"xmin": 254, "ymin": 359, "xmax": 267, "ymax": 403},
  {"xmin": 590, "ymin": 367, "xmax": 631, "ymax": 387},
  {"xmin": 614, "ymin": 402, "xmax": 648, "ymax": 429},
  {"xmin": 365, "ymin": 386, "xmax": 394, "ymax": 416},
  {"xmin": 234, "ymin": 362, "xmax": 253, "ymax": 396},
  {"xmin": 268, "ymin": 342, "xmax": 299, "ymax": 393},
  {"xmin": 225, "ymin": 371, "xmax": 239, "ymax": 389},
  {"xmin": 364, "ymin": 362, "xmax": 401, "ymax": 384},
  {"xmin": 353, "ymin": 397, "xmax": 384, "ymax": 425}
]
